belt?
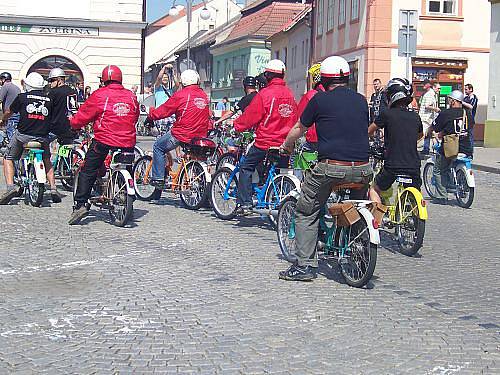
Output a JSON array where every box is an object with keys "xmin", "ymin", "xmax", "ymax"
[{"xmin": 320, "ymin": 159, "xmax": 369, "ymax": 166}]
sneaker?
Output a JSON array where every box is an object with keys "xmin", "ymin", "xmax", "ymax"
[
  {"xmin": 149, "ymin": 179, "xmax": 165, "ymax": 189},
  {"xmin": 279, "ymin": 264, "xmax": 316, "ymax": 282},
  {"xmin": 50, "ymin": 189, "xmax": 63, "ymax": 203},
  {"xmin": 432, "ymin": 198, "xmax": 447, "ymax": 206},
  {"xmin": 68, "ymin": 205, "xmax": 89, "ymax": 225},
  {"xmin": 235, "ymin": 204, "xmax": 253, "ymax": 216},
  {"xmin": 0, "ymin": 187, "xmax": 20, "ymax": 205}
]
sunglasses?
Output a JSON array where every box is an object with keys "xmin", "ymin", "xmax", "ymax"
[{"xmin": 48, "ymin": 78, "xmax": 58, "ymax": 83}]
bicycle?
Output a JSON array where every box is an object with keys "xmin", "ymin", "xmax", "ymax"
[
  {"xmin": 276, "ymin": 183, "xmax": 379, "ymax": 288},
  {"xmin": 52, "ymin": 143, "xmax": 85, "ymax": 191},
  {"xmin": 133, "ymin": 138, "xmax": 214, "ymax": 210},
  {"xmin": 422, "ymin": 150, "xmax": 475, "ymax": 208},
  {"xmin": 73, "ymin": 150, "xmax": 136, "ymax": 226},
  {"xmin": 210, "ymin": 147, "xmax": 301, "ymax": 227}
]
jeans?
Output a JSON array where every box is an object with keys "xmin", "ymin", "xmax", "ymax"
[
  {"xmin": 433, "ymin": 153, "xmax": 452, "ymax": 199},
  {"xmin": 74, "ymin": 140, "xmax": 134, "ymax": 205},
  {"xmin": 422, "ymin": 121, "xmax": 432, "ymax": 154},
  {"xmin": 6, "ymin": 113, "xmax": 19, "ymax": 140},
  {"xmin": 237, "ymin": 146, "xmax": 267, "ymax": 206},
  {"xmin": 293, "ymin": 162, "xmax": 373, "ymax": 268},
  {"xmin": 152, "ymin": 130, "xmax": 180, "ymax": 181}
]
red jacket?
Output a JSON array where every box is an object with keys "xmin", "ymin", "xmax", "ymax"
[
  {"xmin": 70, "ymin": 83, "xmax": 138, "ymax": 148},
  {"xmin": 297, "ymin": 85, "xmax": 325, "ymax": 143},
  {"xmin": 148, "ymin": 85, "xmax": 210, "ymax": 143},
  {"xmin": 234, "ymin": 78, "xmax": 297, "ymax": 150}
]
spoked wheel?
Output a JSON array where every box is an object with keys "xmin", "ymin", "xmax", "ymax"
[
  {"xmin": 60, "ymin": 149, "xmax": 85, "ymax": 191},
  {"xmin": 210, "ymin": 166, "xmax": 238, "ymax": 220},
  {"xmin": 133, "ymin": 155, "xmax": 160, "ymax": 201},
  {"xmin": 338, "ymin": 217, "xmax": 377, "ymax": 288},
  {"xmin": 276, "ymin": 196, "xmax": 298, "ymax": 262},
  {"xmin": 422, "ymin": 162, "xmax": 437, "ymax": 199},
  {"xmin": 27, "ymin": 164, "xmax": 45, "ymax": 207},
  {"xmin": 108, "ymin": 171, "xmax": 133, "ymax": 227},
  {"xmin": 395, "ymin": 190, "xmax": 425, "ymax": 256},
  {"xmin": 179, "ymin": 161, "xmax": 208, "ymax": 210},
  {"xmin": 216, "ymin": 152, "xmax": 238, "ymax": 170},
  {"xmin": 455, "ymin": 169, "xmax": 474, "ymax": 208},
  {"xmin": 134, "ymin": 145, "xmax": 145, "ymax": 163},
  {"xmin": 265, "ymin": 175, "xmax": 299, "ymax": 228}
]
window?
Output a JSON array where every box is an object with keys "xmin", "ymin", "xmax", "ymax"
[
  {"xmin": 28, "ymin": 55, "xmax": 83, "ymax": 86},
  {"xmin": 305, "ymin": 39, "xmax": 309, "ymax": 64},
  {"xmin": 316, "ymin": 0, "xmax": 324, "ymax": 36},
  {"xmin": 347, "ymin": 60, "xmax": 358, "ymax": 92},
  {"xmin": 282, "ymin": 47, "xmax": 288, "ymax": 65},
  {"xmin": 339, "ymin": 0, "xmax": 346, "ymax": 26},
  {"xmin": 327, "ymin": 0, "xmax": 335, "ymax": 31},
  {"xmin": 301, "ymin": 40, "xmax": 305, "ymax": 65},
  {"xmin": 427, "ymin": 0, "xmax": 456, "ymax": 15},
  {"xmin": 351, "ymin": 0, "xmax": 359, "ymax": 21}
]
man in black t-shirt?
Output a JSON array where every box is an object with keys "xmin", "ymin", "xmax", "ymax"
[
  {"xmin": 431, "ymin": 90, "xmax": 473, "ymax": 204},
  {"xmin": 278, "ymin": 56, "xmax": 373, "ymax": 282},
  {"xmin": 369, "ymin": 78, "xmax": 388, "ymax": 124},
  {"xmin": 0, "ymin": 72, "xmax": 59, "ymax": 205},
  {"xmin": 47, "ymin": 68, "xmax": 78, "ymax": 145},
  {"xmin": 214, "ymin": 76, "xmax": 258, "ymax": 126},
  {"xmin": 368, "ymin": 78, "xmax": 423, "ymax": 205}
]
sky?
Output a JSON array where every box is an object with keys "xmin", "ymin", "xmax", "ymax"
[{"xmin": 146, "ymin": 0, "xmax": 204, "ymax": 22}]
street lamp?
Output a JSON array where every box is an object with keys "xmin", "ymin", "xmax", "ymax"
[{"xmin": 169, "ymin": 1, "xmax": 212, "ymax": 70}]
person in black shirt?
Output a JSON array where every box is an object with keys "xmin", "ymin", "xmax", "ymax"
[
  {"xmin": 431, "ymin": 90, "xmax": 473, "ymax": 205},
  {"xmin": 47, "ymin": 68, "xmax": 78, "ymax": 145},
  {"xmin": 368, "ymin": 78, "xmax": 423, "ymax": 204},
  {"xmin": 214, "ymin": 76, "xmax": 258, "ymax": 126},
  {"xmin": 0, "ymin": 72, "xmax": 59, "ymax": 205},
  {"xmin": 369, "ymin": 78, "xmax": 388, "ymax": 124},
  {"xmin": 278, "ymin": 56, "xmax": 373, "ymax": 282}
]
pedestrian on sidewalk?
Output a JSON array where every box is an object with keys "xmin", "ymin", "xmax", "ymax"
[
  {"xmin": 463, "ymin": 83, "xmax": 478, "ymax": 148},
  {"xmin": 419, "ymin": 80, "xmax": 441, "ymax": 156},
  {"xmin": 0, "ymin": 72, "xmax": 21, "ymax": 141}
]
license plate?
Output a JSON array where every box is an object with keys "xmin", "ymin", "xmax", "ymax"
[
  {"xmin": 396, "ymin": 177, "xmax": 413, "ymax": 184},
  {"xmin": 58, "ymin": 146, "xmax": 71, "ymax": 157}
]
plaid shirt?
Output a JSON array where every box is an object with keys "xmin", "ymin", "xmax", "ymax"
[{"xmin": 419, "ymin": 89, "xmax": 438, "ymax": 124}]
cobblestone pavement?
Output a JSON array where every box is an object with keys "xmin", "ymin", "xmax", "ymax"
[{"xmin": 0, "ymin": 168, "xmax": 498, "ymax": 374}]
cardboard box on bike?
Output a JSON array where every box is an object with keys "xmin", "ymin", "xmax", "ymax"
[
  {"xmin": 328, "ymin": 203, "xmax": 361, "ymax": 227},
  {"xmin": 368, "ymin": 202, "xmax": 388, "ymax": 224}
]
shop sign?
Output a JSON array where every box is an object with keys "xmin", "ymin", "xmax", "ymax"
[
  {"xmin": 0, "ymin": 23, "xmax": 99, "ymax": 36},
  {"xmin": 412, "ymin": 58, "xmax": 467, "ymax": 69}
]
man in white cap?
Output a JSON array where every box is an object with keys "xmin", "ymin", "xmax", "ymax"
[{"xmin": 0, "ymin": 72, "xmax": 57, "ymax": 204}]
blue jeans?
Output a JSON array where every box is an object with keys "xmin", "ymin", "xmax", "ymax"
[
  {"xmin": 6, "ymin": 113, "xmax": 19, "ymax": 140},
  {"xmin": 152, "ymin": 130, "xmax": 180, "ymax": 181},
  {"xmin": 237, "ymin": 146, "xmax": 267, "ymax": 206}
]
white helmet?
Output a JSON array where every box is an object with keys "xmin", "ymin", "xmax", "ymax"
[
  {"xmin": 320, "ymin": 56, "xmax": 350, "ymax": 82},
  {"xmin": 265, "ymin": 59, "xmax": 286, "ymax": 75},
  {"xmin": 48, "ymin": 67, "xmax": 67, "ymax": 80},
  {"xmin": 24, "ymin": 72, "xmax": 46, "ymax": 91},
  {"xmin": 448, "ymin": 90, "xmax": 465, "ymax": 103},
  {"xmin": 180, "ymin": 69, "xmax": 200, "ymax": 86}
]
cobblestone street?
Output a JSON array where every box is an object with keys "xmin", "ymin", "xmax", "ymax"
[{"xmin": 0, "ymin": 169, "xmax": 499, "ymax": 374}]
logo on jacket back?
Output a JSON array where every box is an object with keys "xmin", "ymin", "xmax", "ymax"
[
  {"xmin": 113, "ymin": 102, "xmax": 131, "ymax": 117},
  {"xmin": 278, "ymin": 104, "xmax": 293, "ymax": 118},
  {"xmin": 193, "ymin": 97, "xmax": 207, "ymax": 110}
]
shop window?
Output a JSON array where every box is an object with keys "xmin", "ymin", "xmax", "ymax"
[
  {"xmin": 28, "ymin": 55, "xmax": 83, "ymax": 88},
  {"xmin": 317, "ymin": 0, "xmax": 324, "ymax": 36},
  {"xmin": 338, "ymin": 0, "xmax": 346, "ymax": 26},
  {"xmin": 327, "ymin": 0, "xmax": 335, "ymax": 31},
  {"xmin": 351, "ymin": 0, "xmax": 360, "ymax": 21},
  {"xmin": 427, "ymin": 0, "xmax": 456, "ymax": 16},
  {"xmin": 348, "ymin": 60, "xmax": 358, "ymax": 92}
]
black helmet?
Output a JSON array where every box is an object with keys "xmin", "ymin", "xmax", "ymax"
[
  {"xmin": 255, "ymin": 73, "xmax": 267, "ymax": 90},
  {"xmin": 0, "ymin": 72, "xmax": 12, "ymax": 81},
  {"xmin": 242, "ymin": 76, "xmax": 256, "ymax": 88},
  {"xmin": 385, "ymin": 78, "xmax": 413, "ymax": 108}
]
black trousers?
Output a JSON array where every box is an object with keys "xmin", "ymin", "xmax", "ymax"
[{"xmin": 74, "ymin": 140, "xmax": 134, "ymax": 205}]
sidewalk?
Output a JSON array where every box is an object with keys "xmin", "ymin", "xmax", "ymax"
[{"xmin": 472, "ymin": 147, "xmax": 500, "ymax": 174}]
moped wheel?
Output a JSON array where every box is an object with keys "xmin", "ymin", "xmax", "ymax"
[
  {"xmin": 422, "ymin": 162, "xmax": 437, "ymax": 199},
  {"xmin": 60, "ymin": 149, "xmax": 84, "ymax": 191},
  {"xmin": 108, "ymin": 171, "xmax": 133, "ymax": 227},
  {"xmin": 133, "ymin": 155, "xmax": 159, "ymax": 201},
  {"xmin": 179, "ymin": 161, "xmax": 208, "ymax": 210},
  {"xmin": 134, "ymin": 145, "xmax": 145, "ymax": 163},
  {"xmin": 338, "ymin": 217, "xmax": 377, "ymax": 288},
  {"xmin": 265, "ymin": 175, "xmax": 298, "ymax": 228},
  {"xmin": 210, "ymin": 167, "xmax": 238, "ymax": 220},
  {"xmin": 455, "ymin": 169, "xmax": 474, "ymax": 208},
  {"xmin": 395, "ymin": 190, "xmax": 425, "ymax": 256},
  {"xmin": 276, "ymin": 196, "xmax": 298, "ymax": 263},
  {"xmin": 27, "ymin": 164, "xmax": 45, "ymax": 207}
]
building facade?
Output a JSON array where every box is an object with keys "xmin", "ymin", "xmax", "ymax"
[
  {"xmin": 0, "ymin": 0, "xmax": 145, "ymax": 90},
  {"xmin": 313, "ymin": 0, "xmax": 490, "ymax": 141},
  {"xmin": 485, "ymin": 0, "xmax": 500, "ymax": 146}
]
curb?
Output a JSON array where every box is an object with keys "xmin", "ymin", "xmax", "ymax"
[{"xmin": 472, "ymin": 163, "xmax": 500, "ymax": 175}]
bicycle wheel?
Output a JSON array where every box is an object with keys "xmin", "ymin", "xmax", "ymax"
[
  {"xmin": 455, "ymin": 169, "xmax": 474, "ymax": 208},
  {"xmin": 133, "ymin": 155, "xmax": 160, "ymax": 201},
  {"xmin": 108, "ymin": 171, "xmax": 134, "ymax": 227},
  {"xmin": 210, "ymin": 166, "xmax": 238, "ymax": 220},
  {"xmin": 179, "ymin": 161, "xmax": 208, "ymax": 210},
  {"xmin": 27, "ymin": 164, "xmax": 45, "ymax": 207},
  {"xmin": 60, "ymin": 149, "xmax": 84, "ymax": 191},
  {"xmin": 216, "ymin": 152, "xmax": 238, "ymax": 170},
  {"xmin": 265, "ymin": 175, "xmax": 298, "ymax": 228},
  {"xmin": 276, "ymin": 196, "xmax": 298, "ymax": 263},
  {"xmin": 338, "ymin": 217, "xmax": 377, "ymax": 288},
  {"xmin": 395, "ymin": 190, "xmax": 425, "ymax": 256},
  {"xmin": 422, "ymin": 162, "xmax": 437, "ymax": 199},
  {"xmin": 134, "ymin": 145, "xmax": 145, "ymax": 163}
]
